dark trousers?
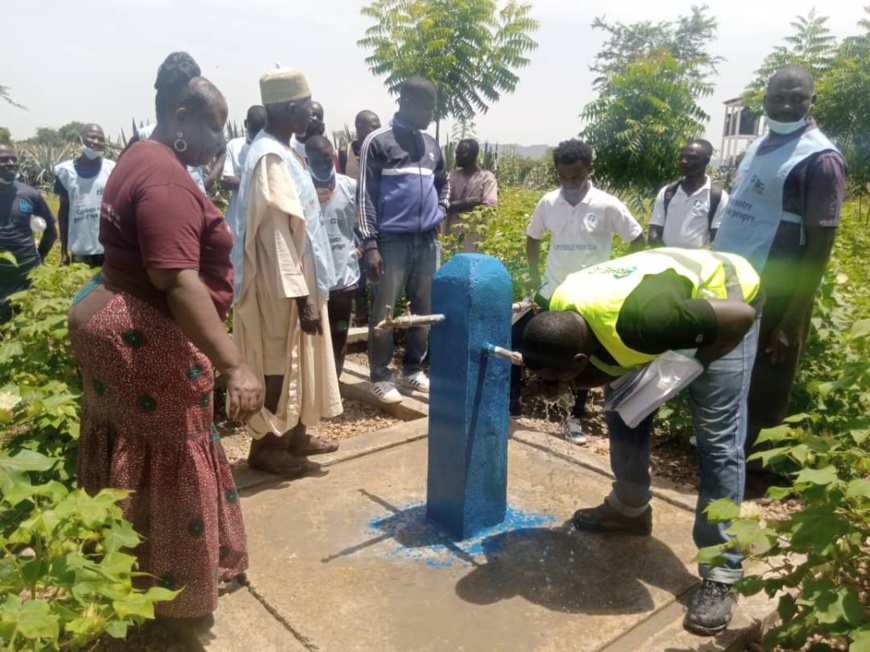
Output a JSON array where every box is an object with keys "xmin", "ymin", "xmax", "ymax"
[
  {"xmin": 746, "ymin": 291, "xmax": 813, "ymax": 457},
  {"xmin": 71, "ymin": 254, "xmax": 104, "ymax": 268},
  {"xmin": 328, "ymin": 286, "xmax": 356, "ymax": 377},
  {"xmin": 511, "ymin": 294, "xmax": 588, "ymax": 416},
  {"xmin": 354, "ymin": 260, "xmax": 368, "ymax": 320}
]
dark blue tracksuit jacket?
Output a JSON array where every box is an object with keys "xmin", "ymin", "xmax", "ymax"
[{"xmin": 357, "ymin": 115, "xmax": 449, "ymax": 250}]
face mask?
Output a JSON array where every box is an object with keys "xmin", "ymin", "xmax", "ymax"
[
  {"xmin": 765, "ymin": 113, "xmax": 808, "ymax": 135},
  {"xmin": 310, "ymin": 167, "xmax": 335, "ymax": 184},
  {"xmin": 561, "ymin": 186, "xmax": 586, "ymax": 205},
  {"xmin": 81, "ymin": 141, "xmax": 103, "ymax": 160}
]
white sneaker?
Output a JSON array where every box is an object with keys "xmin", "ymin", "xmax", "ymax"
[
  {"xmin": 560, "ymin": 417, "xmax": 587, "ymax": 445},
  {"xmin": 402, "ymin": 371, "xmax": 430, "ymax": 394},
  {"xmin": 371, "ymin": 380, "xmax": 403, "ymax": 404}
]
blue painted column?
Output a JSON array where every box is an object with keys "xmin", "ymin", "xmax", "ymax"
[{"xmin": 427, "ymin": 253, "xmax": 512, "ymax": 540}]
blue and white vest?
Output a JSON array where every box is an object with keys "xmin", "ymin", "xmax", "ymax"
[
  {"xmin": 234, "ymin": 131, "xmax": 335, "ymax": 303},
  {"xmin": 319, "ymin": 175, "xmax": 360, "ymax": 291},
  {"xmin": 713, "ymin": 128, "xmax": 839, "ymax": 272},
  {"xmin": 54, "ymin": 159, "xmax": 115, "ymax": 256}
]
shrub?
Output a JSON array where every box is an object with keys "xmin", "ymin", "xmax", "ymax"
[
  {"xmin": 440, "ymin": 186, "xmax": 546, "ymax": 300},
  {"xmin": 699, "ymin": 202, "xmax": 870, "ymax": 651},
  {"xmin": 0, "ymin": 449, "xmax": 177, "ymax": 651},
  {"xmin": 0, "ymin": 263, "xmax": 93, "ymax": 482}
]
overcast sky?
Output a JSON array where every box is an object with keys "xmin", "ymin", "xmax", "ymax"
[{"xmin": 1, "ymin": 0, "xmax": 862, "ymax": 152}]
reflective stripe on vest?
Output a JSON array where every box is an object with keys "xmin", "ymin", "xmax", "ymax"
[{"xmin": 549, "ymin": 248, "xmax": 760, "ymax": 371}]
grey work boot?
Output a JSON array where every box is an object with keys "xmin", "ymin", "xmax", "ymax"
[{"xmin": 683, "ymin": 579, "xmax": 737, "ymax": 636}]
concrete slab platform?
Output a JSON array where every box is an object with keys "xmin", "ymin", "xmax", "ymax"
[
  {"xmin": 611, "ymin": 588, "xmax": 772, "ymax": 652},
  {"xmin": 239, "ymin": 437, "xmax": 702, "ymax": 652},
  {"xmin": 196, "ymin": 588, "xmax": 308, "ymax": 652},
  {"xmin": 347, "ymin": 326, "xmax": 368, "ymax": 345},
  {"xmin": 340, "ymin": 360, "xmax": 429, "ymax": 420},
  {"xmin": 231, "ymin": 419, "xmax": 429, "ymax": 492}
]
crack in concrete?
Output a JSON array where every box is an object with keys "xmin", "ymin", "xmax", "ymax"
[{"xmin": 244, "ymin": 584, "xmax": 320, "ymax": 651}]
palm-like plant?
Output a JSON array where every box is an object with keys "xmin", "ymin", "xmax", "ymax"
[
  {"xmin": 17, "ymin": 142, "xmax": 78, "ymax": 191},
  {"xmin": 0, "ymin": 85, "xmax": 25, "ymax": 110},
  {"xmin": 358, "ymin": 0, "xmax": 538, "ymax": 141}
]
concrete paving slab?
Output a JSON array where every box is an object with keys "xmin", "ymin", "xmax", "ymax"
[
  {"xmin": 196, "ymin": 588, "xmax": 308, "ymax": 652},
  {"xmin": 231, "ymin": 419, "xmax": 429, "ymax": 492},
  {"xmin": 239, "ymin": 437, "xmax": 702, "ymax": 652},
  {"xmin": 509, "ymin": 426, "xmax": 698, "ymax": 513},
  {"xmin": 347, "ymin": 326, "xmax": 368, "ymax": 344},
  {"xmin": 606, "ymin": 587, "xmax": 773, "ymax": 652},
  {"xmin": 340, "ymin": 361, "xmax": 429, "ymax": 419}
]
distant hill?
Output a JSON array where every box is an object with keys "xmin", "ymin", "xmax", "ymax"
[{"xmin": 494, "ymin": 143, "xmax": 550, "ymax": 160}]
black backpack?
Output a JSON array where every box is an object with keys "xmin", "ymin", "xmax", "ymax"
[{"xmin": 662, "ymin": 180, "xmax": 723, "ymax": 230}]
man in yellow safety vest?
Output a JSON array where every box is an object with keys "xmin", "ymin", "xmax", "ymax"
[{"xmin": 520, "ymin": 247, "xmax": 761, "ymax": 637}]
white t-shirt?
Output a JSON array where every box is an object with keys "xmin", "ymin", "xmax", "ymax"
[
  {"xmin": 649, "ymin": 176, "xmax": 728, "ymax": 248},
  {"xmin": 527, "ymin": 184, "xmax": 643, "ymax": 299},
  {"xmin": 222, "ymin": 137, "xmax": 248, "ymax": 179}
]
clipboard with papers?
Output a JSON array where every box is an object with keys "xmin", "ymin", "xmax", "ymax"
[{"xmin": 603, "ymin": 350, "xmax": 704, "ymax": 428}]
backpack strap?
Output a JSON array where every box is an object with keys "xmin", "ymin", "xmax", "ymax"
[
  {"xmin": 338, "ymin": 147, "xmax": 348, "ymax": 175},
  {"xmin": 662, "ymin": 180, "xmax": 681, "ymax": 221},
  {"xmin": 707, "ymin": 183, "xmax": 723, "ymax": 229}
]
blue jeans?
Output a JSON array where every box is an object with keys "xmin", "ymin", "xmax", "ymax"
[
  {"xmin": 368, "ymin": 231, "xmax": 438, "ymax": 383},
  {"xmin": 606, "ymin": 317, "xmax": 759, "ymax": 584}
]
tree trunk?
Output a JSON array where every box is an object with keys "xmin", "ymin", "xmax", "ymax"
[{"xmin": 435, "ymin": 118, "xmax": 440, "ymax": 145}]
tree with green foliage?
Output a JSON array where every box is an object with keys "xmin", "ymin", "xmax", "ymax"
[
  {"xmin": 358, "ymin": 0, "xmax": 539, "ymax": 141},
  {"xmin": 589, "ymin": 6, "xmax": 722, "ymax": 87},
  {"xmin": 743, "ymin": 8, "xmax": 838, "ymax": 113},
  {"xmin": 32, "ymin": 122, "xmax": 86, "ymax": 148},
  {"xmin": 0, "ymin": 127, "xmax": 10, "ymax": 142},
  {"xmin": 580, "ymin": 6, "xmax": 719, "ymax": 203},
  {"xmin": 57, "ymin": 121, "xmax": 86, "ymax": 143},
  {"xmin": 816, "ymin": 7, "xmax": 870, "ymax": 215}
]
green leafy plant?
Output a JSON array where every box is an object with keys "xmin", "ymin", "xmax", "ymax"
[
  {"xmin": 0, "ymin": 449, "xmax": 177, "ymax": 651},
  {"xmin": 580, "ymin": 6, "xmax": 720, "ymax": 199},
  {"xmin": 440, "ymin": 186, "xmax": 543, "ymax": 299},
  {"xmin": 0, "ymin": 262, "xmax": 94, "ymax": 481},
  {"xmin": 698, "ymin": 205, "xmax": 870, "ymax": 651},
  {"xmin": 742, "ymin": 8, "xmax": 838, "ymax": 115},
  {"xmin": 358, "ymin": 0, "xmax": 539, "ymax": 141}
]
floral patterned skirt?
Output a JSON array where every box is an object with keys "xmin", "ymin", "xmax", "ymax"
[{"xmin": 69, "ymin": 279, "xmax": 247, "ymax": 618}]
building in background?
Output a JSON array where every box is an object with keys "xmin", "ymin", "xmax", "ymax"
[{"xmin": 720, "ymin": 98, "xmax": 765, "ymax": 167}]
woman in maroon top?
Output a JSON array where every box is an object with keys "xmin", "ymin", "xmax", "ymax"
[{"xmin": 68, "ymin": 52, "xmax": 263, "ymax": 628}]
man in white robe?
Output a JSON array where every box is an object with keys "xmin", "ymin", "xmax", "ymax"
[{"xmin": 234, "ymin": 67, "xmax": 342, "ymax": 476}]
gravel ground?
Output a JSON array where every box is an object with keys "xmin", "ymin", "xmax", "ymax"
[{"xmin": 217, "ymin": 399, "xmax": 400, "ymax": 464}]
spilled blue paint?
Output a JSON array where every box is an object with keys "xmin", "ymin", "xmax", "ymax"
[{"xmin": 366, "ymin": 501, "xmax": 556, "ymax": 569}]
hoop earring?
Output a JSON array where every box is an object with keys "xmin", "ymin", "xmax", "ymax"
[{"xmin": 174, "ymin": 132, "xmax": 188, "ymax": 153}]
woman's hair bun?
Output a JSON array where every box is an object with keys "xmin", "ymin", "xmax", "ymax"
[{"xmin": 154, "ymin": 52, "xmax": 202, "ymax": 91}]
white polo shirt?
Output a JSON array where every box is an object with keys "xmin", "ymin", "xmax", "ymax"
[
  {"xmin": 527, "ymin": 184, "xmax": 643, "ymax": 299},
  {"xmin": 649, "ymin": 176, "xmax": 729, "ymax": 248}
]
